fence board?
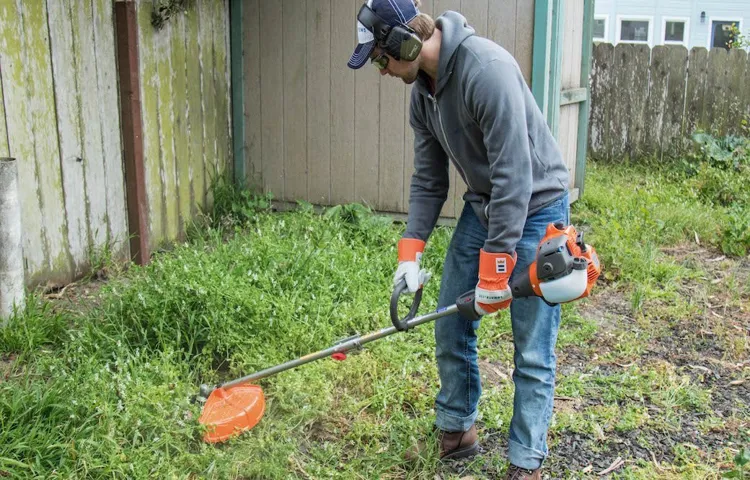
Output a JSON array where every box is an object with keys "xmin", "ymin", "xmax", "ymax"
[
  {"xmin": 588, "ymin": 43, "xmax": 612, "ymax": 158},
  {"xmin": 243, "ymin": 0, "xmax": 261, "ymax": 191},
  {"xmin": 283, "ymin": 0, "xmax": 307, "ymax": 201},
  {"xmin": 15, "ymin": 0, "xmax": 72, "ymax": 282},
  {"xmin": 75, "ymin": 0, "xmax": 111, "ymax": 249},
  {"xmin": 199, "ymin": 0, "xmax": 218, "ymax": 207},
  {"xmin": 307, "ymin": 0, "xmax": 331, "ymax": 206},
  {"xmin": 379, "ymin": 68, "xmax": 405, "ymax": 212},
  {"xmin": 94, "ymin": 0, "xmax": 128, "ymax": 254},
  {"xmin": 186, "ymin": 4, "xmax": 204, "ymax": 212},
  {"xmin": 0, "ymin": 63, "xmax": 6, "ymax": 157},
  {"xmin": 170, "ymin": 13, "xmax": 190, "ymax": 236},
  {"xmin": 683, "ymin": 47, "xmax": 708, "ymax": 142},
  {"xmin": 489, "ymin": 0, "xmax": 516, "ymax": 52},
  {"xmin": 138, "ymin": 3, "xmax": 164, "ymax": 243},
  {"xmin": 726, "ymin": 49, "xmax": 748, "ymax": 136},
  {"xmin": 610, "ymin": 44, "xmax": 649, "ymax": 160},
  {"xmin": 704, "ymin": 48, "xmax": 729, "ymax": 136},
  {"xmin": 330, "ymin": 0, "xmax": 355, "ymax": 205},
  {"xmin": 157, "ymin": 22, "xmax": 179, "ymax": 241},
  {"xmin": 214, "ymin": 0, "xmax": 230, "ymax": 181},
  {"xmin": 260, "ymin": 0, "xmax": 284, "ymax": 199},
  {"xmin": 644, "ymin": 46, "xmax": 669, "ymax": 157},
  {"xmin": 48, "ymin": 0, "xmax": 88, "ymax": 274},
  {"xmin": 661, "ymin": 46, "xmax": 688, "ymax": 158},
  {"xmin": 353, "ymin": 0, "xmax": 379, "ymax": 209}
]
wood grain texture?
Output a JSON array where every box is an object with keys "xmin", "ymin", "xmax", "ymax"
[
  {"xmin": 307, "ymin": 0, "xmax": 331, "ymax": 205},
  {"xmin": 19, "ymin": 0, "xmax": 71, "ymax": 281},
  {"xmin": 170, "ymin": 11, "xmax": 191, "ymax": 237},
  {"xmin": 48, "ymin": 0, "xmax": 88, "ymax": 275},
  {"xmin": 488, "ymin": 0, "xmax": 516, "ymax": 53},
  {"xmin": 515, "ymin": 0, "xmax": 535, "ymax": 85},
  {"xmin": 137, "ymin": 1, "xmax": 165, "ymax": 245},
  {"xmin": 186, "ymin": 0, "xmax": 205, "ymax": 211},
  {"xmin": 282, "ymin": 0, "xmax": 307, "ymax": 201},
  {"xmin": 661, "ymin": 46, "xmax": 688, "ymax": 158},
  {"xmin": 330, "ymin": 0, "xmax": 355, "ymax": 205},
  {"xmin": 94, "ymin": 0, "xmax": 128, "ymax": 258},
  {"xmin": 683, "ymin": 48, "xmax": 708, "ymax": 141},
  {"xmin": 214, "ymin": 0, "xmax": 230, "ymax": 181},
  {"xmin": 243, "ymin": 0, "xmax": 262, "ymax": 190},
  {"xmin": 260, "ymin": 0, "xmax": 284, "ymax": 199},
  {"xmin": 644, "ymin": 46, "xmax": 669, "ymax": 157}
]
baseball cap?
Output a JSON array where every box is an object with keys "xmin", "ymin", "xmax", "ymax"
[{"xmin": 347, "ymin": 0, "xmax": 420, "ymax": 69}]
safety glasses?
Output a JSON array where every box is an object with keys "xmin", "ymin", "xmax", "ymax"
[{"xmin": 371, "ymin": 52, "xmax": 389, "ymax": 71}]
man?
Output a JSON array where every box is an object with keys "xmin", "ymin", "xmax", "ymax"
[{"xmin": 348, "ymin": 1, "xmax": 571, "ymax": 478}]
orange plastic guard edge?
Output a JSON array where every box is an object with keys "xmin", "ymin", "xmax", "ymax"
[{"xmin": 199, "ymin": 384, "xmax": 266, "ymax": 443}]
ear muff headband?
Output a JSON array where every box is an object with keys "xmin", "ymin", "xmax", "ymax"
[{"xmin": 357, "ymin": 4, "xmax": 422, "ymax": 62}]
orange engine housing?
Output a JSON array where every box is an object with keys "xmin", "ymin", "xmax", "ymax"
[{"xmin": 527, "ymin": 223, "xmax": 602, "ymax": 302}]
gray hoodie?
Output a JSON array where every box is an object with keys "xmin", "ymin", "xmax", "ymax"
[{"xmin": 404, "ymin": 11, "xmax": 569, "ymax": 254}]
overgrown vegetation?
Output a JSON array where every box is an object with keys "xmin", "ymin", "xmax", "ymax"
[{"xmin": 1, "ymin": 148, "xmax": 748, "ymax": 478}]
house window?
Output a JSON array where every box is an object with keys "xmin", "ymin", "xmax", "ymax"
[
  {"xmin": 663, "ymin": 18, "xmax": 689, "ymax": 46},
  {"xmin": 616, "ymin": 16, "xmax": 653, "ymax": 45},
  {"xmin": 593, "ymin": 15, "xmax": 608, "ymax": 41},
  {"xmin": 711, "ymin": 20, "xmax": 742, "ymax": 49}
]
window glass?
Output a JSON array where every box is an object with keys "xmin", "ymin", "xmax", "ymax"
[
  {"xmin": 665, "ymin": 21, "xmax": 685, "ymax": 42},
  {"xmin": 712, "ymin": 21, "xmax": 741, "ymax": 49},
  {"xmin": 593, "ymin": 18, "xmax": 606, "ymax": 39},
  {"xmin": 620, "ymin": 20, "xmax": 649, "ymax": 42}
]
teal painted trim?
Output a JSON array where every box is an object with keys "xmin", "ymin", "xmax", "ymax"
[
  {"xmin": 531, "ymin": 0, "xmax": 552, "ymax": 115},
  {"xmin": 546, "ymin": 0, "xmax": 564, "ymax": 139},
  {"xmin": 560, "ymin": 88, "xmax": 587, "ymax": 106},
  {"xmin": 575, "ymin": 0, "xmax": 596, "ymax": 198},
  {"xmin": 230, "ymin": 0, "xmax": 245, "ymax": 186}
]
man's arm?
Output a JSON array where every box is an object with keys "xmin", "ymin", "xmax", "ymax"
[
  {"xmin": 465, "ymin": 59, "xmax": 534, "ymax": 254},
  {"xmin": 403, "ymin": 95, "xmax": 450, "ymax": 243}
]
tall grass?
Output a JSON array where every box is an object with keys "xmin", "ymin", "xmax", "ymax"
[{"xmin": 0, "ymin": 156, "xmax": 745, "ymax": 478}]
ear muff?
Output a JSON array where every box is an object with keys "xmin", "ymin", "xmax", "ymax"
[{"xmin": 357, "ymin": 4, "xmax": 422, "ymax": 62}]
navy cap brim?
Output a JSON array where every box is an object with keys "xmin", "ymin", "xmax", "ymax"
[{"xmin": 347, "ymin": 40, "xmax": 376, "ymax": 69}]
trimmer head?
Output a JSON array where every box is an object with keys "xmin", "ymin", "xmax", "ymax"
[{"xmin": 198, "ymin": 384, "xmax": 266, "ymax": 443}]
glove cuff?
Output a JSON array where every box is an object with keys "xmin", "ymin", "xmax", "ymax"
[
  {"xmin": 398, "ymin": 238, "xmax": 426, "ymax": 262},
  {"xmin": 478, "ymin": 249, "xmax": 516, "ymax": 280}
]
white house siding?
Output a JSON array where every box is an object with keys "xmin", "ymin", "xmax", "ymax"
[{"xmin": 594, "ymin": 0, "xmax": 750, "ymax": 50}]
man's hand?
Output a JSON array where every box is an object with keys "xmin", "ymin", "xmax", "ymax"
[
  {"xmin": 474, "ymin": 249, "xmax": 516, "ymax": 315},
  {"xmin": 394, "ymin": 238, "xmax": 431, "ymax": 293}
]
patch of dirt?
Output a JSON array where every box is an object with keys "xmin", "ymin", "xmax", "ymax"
[
  {"xmin": 439, "ymin": 246, "xmax": 750, "ymax": 478},
  {"xmin": 39, "ymin": 277, "xmax": 110, "ymax": 315}
]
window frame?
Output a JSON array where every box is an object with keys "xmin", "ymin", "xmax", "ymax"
[
  {"xmin": 707, "ymin": 17, "xmax": 744, "ymax": 49},
  {"xmin": 593, "ymin": 14, "xmax": 609, "ymax": 42},
  {"xmin": 662, "ymin": 17, "xmax": 690, "ymax": 46},
  {"xmin": 616, "ymin": 15, "xmax": 654, "ymax": 46}
]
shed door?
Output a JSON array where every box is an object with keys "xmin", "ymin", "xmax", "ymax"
[{"xmin": 531, "ymin": 0, "xmax": 595, "ymax": 201}]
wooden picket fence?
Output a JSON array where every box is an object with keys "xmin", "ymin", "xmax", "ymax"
[{"xmin": 587, "ymin": 43, "xmax": 750, "ymax": 161}]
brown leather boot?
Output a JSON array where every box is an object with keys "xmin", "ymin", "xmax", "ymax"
[
  {"xmin": 439, "ymin": 424, "xmax": 479, "ymax": 460},
  {"xmin": 505, "ymin": 464, "xmax": 542, "ymax": 480}
]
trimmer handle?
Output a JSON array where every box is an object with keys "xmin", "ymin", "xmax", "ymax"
[
  {"xmin": 390, "ymin": 279, "xmax": 423, "ymax": 331},
  {"xmin": 456, "ymin": 289, "xmax": 481, "ymax": 321}
]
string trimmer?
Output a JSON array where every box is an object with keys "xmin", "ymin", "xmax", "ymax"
[{"xmin": 196, "ymin": 222, "xmax": 601, "ymax": 443}]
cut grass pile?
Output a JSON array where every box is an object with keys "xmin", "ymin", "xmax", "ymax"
[{"xmin": 1, "ymin": 157, "xmax": 748, "ymax": 479}]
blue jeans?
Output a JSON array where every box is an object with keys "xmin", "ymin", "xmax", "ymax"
[{"xmin": 434, "ymin": 193, "xmax": 569, "ymax": 470}]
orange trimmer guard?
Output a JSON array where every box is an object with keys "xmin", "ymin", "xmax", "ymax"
[{"xmin": 198, "ymin": 384, "xmax": 265, "ymax": 443}]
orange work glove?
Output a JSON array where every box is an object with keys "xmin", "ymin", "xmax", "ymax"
[
  {"xmin": 474, "ymin": 249, "xmax": 516, "ymax": 315},
  {"xmin": 393, "ymin": 238, "xmax": 432, "ymax": 293}
]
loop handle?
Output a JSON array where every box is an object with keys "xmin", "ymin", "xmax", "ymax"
[{"xmin": 390, "ymin": 279, "xmax": 423, "ymax": 331}]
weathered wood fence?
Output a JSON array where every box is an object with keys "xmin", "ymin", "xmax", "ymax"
[
  {"xmin": 588, "ymin": 43, "xmax": 750, "ymax": 161},
  {"xmin": 0, "ymin": 0, "xmax": 231, "ymax": 286}
]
